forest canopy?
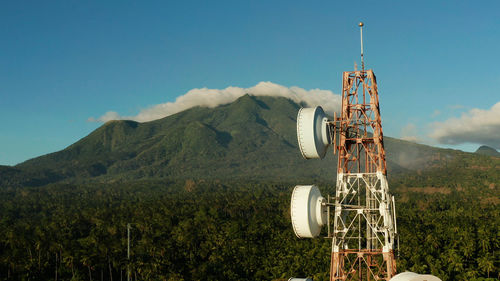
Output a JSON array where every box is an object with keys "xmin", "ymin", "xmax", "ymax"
[{"xmin": 0, "ymin": 175, "xmax": 498, "ymax": 281}]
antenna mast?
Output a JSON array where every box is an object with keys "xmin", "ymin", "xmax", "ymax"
[
  {"xmin": 359, "ymin": 22, "xmax": 365, "ymax": 71},
  {"xmin": 291, "ymin": 22, "xmax": 398, "ymax": 281},
  {"xmin": 329, "ymin": 22, "xmax": 397, "ymax": 281}
]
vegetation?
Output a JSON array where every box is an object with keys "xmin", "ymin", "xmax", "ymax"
[
  {"xmin": 475, "ymin": 145, "xmax": 500, "ymax": 157},
  {"xmin": 3, "ymin": 95, "xmax": 481, "ymax": 187},
  {"xmin": 1, "ymin": 95, "xmax": 498, "ymax": 280},
  {"xmin": 0, "ymin": 174, "xmax": 498, "ymax": 281}
]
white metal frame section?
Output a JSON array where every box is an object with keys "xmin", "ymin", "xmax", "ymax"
[{"xmin": 332, "ymin": 172, "xmax": 397, "ymax": 253}]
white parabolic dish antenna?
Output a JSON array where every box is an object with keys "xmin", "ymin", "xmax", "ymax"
[
  {"xmin": 389, "ymin": 272, "xmax": 442, "ymax": 281},
  {"xmin": 297, "ymin": 106, "xmax": 331, "ymax": 159},
  {"xmin": 290, "ymin": 185, "xmax": 327, "ymax": 238}
]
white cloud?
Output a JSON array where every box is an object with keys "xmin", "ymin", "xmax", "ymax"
[
  {"xmin": 431, "ymin": 109, "xmax": 441, "ymax": 118},
  {"xmin": 87, "ymin": 111, "xmax": 122, "ymax": 123},
  {"xmin": 88, "ymin": 81, "xmax": 342, "ymax": 123},
  {"xmin": 429, "ymin": 101, "xmax": 500, "ymax": 149},
  {"xmin": 448, "ymin": 104, "xmax": 465, "ymax": 110},
  {"xmin": 400, "ymin": 123, "xmax": 420, "ymax": 143}
]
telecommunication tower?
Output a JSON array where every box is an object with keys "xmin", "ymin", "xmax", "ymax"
[{"xmin": 291, "ymin": 22, "xmax": 398, "ymax": 281}]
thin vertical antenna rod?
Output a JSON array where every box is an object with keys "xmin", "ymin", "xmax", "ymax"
[
  {"xmin": 127, "ymin": 223, "xmax": 131, "ymax": 281},
  {"xmin": 359, "ymin": 22, "xmax": 364, "ymax": 71}
]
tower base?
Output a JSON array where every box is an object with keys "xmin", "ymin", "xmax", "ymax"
[{"xmin": 330, "ymin": 250, "xmax": 396, "ymax": 281}]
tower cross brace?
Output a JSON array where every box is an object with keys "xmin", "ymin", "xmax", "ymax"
[{"xmin": 329, "ymin": 70, "xmax": 397, "ymax": 281}]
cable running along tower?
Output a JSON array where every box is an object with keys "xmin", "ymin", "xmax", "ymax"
[{"xmin": 291, "ymin": 23, "xmax": 398, "ymax": 281}]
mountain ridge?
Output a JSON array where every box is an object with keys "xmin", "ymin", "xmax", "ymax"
[
  {"xmin": 3, "ymin": 95, "xmax": 497, "ymax": 187},
  {"xmin": 475, "ymin": 145, "xmax": 500, "ymax": 157}
]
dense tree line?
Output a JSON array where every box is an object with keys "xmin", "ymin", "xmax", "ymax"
[{"xmin": 0, "ymin": 178, "xmax": 498, "ymax": 281}]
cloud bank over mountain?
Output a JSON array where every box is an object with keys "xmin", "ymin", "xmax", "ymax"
[
  {"xmin": 429, "ymin": 101, "xmax": 500, "ymax": 149},
  {"xmin": 88, "ymin": 82, "xmax": 341, "ymax": 123},
  {"xmin": 400, "ymin": 123, "xmax": 420, "ymax": 143}
]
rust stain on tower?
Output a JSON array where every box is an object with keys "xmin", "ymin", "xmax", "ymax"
[
  {"xmin": 337, "ymin": 70, "xmax": 386, "ymax": 175},
  {"xmin": 330, "ymin": 69, "xmax": 397, "ymax": 280},
  {"xmin": 291, "ymin": 22, "xmax": 398, "ymax": 281}
]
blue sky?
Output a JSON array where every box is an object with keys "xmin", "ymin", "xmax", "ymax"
[{"xmin": 1, "ymin": 0, "xmax": 500, "ymax": 165}]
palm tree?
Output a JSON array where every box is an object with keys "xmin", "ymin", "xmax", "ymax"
[{"xmin": 477, "ymin": 255, "xmax": 495, "ymax": 278}]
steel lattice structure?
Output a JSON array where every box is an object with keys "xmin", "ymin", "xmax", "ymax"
[
  {"xmin": 329, "ymin": 69, "xmax": 398, "ymax": 280},
  {"xmin": 290, "ymin": 23, "xmax": 402, "ymax": 281}
]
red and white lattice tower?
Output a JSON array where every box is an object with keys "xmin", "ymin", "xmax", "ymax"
[
  {"xmin": 329, "ymin": 66, "xmax": 397, "ymax": 281},
  {"xmin": 291, "ymin": 22, "xmax": 398, "ymax": 281}
]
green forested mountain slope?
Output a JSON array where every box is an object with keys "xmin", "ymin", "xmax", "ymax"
[
  {"xmin": 476, "ymin": 145, "xmax": 500, "ymax": 157},
  {"xmin": 3, "ymin": 94, "xmax": 496, "ymax": 187},
  {"xmin": 1, "ymin": 95, "xmax": 498, "ymax": 280}
]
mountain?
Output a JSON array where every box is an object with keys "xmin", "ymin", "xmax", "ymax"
[
  {"xmin": 3, "ymin": 95, "xmax": 496, "ymax": 187},
  {"xmin": 2, "ymin": 95, "xmax": 498, "ymax": 281},
  {"xmin": 475, "ymin": 145, "xmax": 500, "ymax": 157}
]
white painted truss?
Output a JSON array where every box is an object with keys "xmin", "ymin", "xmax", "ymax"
[{"xmin": 331, "ymin": 172, "xmax": 398, "ymax": 253}]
